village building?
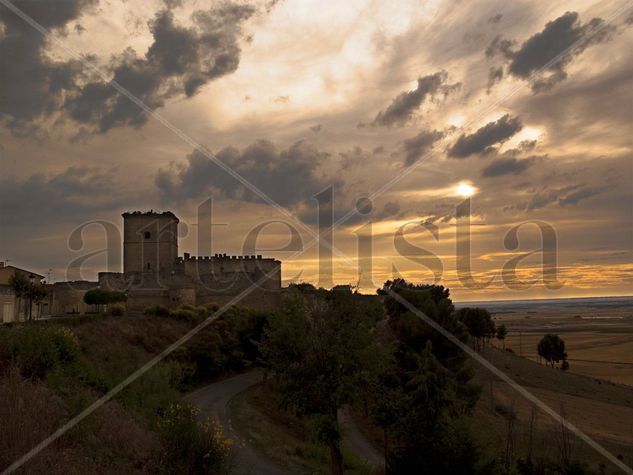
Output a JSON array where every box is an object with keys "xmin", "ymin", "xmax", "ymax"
[{"xmin": 0, "ymin": 262, "xmax": 45, "ymax": 323}]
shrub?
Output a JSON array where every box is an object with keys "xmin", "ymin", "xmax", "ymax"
[
  {"xmin": 143, "ymin": 304, "xmax": 170, "ymax": 317},
  {"xmin": 4, "ymin": 326, "xmax": 80, "ymax": 379},
  {"xmin": 110, "ymin": 303, "xmax": 125, "ymax": 316},
  {"xmin": 169, "ymin": 308, "xmax": 198, "ymax": 323},
  {"xmin": 158, "ymin": 403, "xmax": 231, "ymax": 473},
  {"xmin": 202, "ymin": 301, "xmax": 219, "ymax": 313},
  {"xmin": 193, "ymin": 306, "xmax": 208, "ymax": 317}
]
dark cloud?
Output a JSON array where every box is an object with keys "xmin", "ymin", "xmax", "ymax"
[
  {"xmin": 513, "ymin": 56, "xmax": 633, "ymax": 148},
  {"xmin": 0, "ymin": 0, "xmax": 96, "ymax": 135},
  {"xmin": 0, "ymin": 1, "xmax": 255, "ymax": 136},
  {"xmin": 371, "ymin": 71, "xmax": 460, "ymax": 127},
  {"xmin": 402, "ymin": 129, "xmax": 444, "ymax": 166},
  {"xmin": 521, "ymin": 183, "xmax": 605, "ymax": 211},
  {"xmin": 485, "ymin": 35, "xmax": 515, "ymax": 59},
  {"xmin": 66, "ymin": 4, "xmax": 255, "ymax": 133},
  {"xmin": 481, "ymin": 156, "xmax": 535, "ymax": 177},
  {"xmin": 559, "ymin": 186, "xmax": 605, "ymax": 206},
  {"xmin": 339, "ymin": 146, "xmax": 368, "ymax": 171},
  {"xmin": 156, "ymin": 140, "xmax": 341, "ymax": 209},
  {"xmin": 0, "ymin": 166, "xmax": 127, "ymax": 226},
  {"xmin": 488, "ymin": 14, "xmax": 503, "ymax": 24},
  {"xmin": 448, "ymin": 114, "xmax": 522, "ymax": 158},
  {"xmin": 486, "ymin": 12, "xmax": 615, "ymax": 92},
  {"xmin": 380, "ymin": 201, "xmax": 401, "ymax": 218},
  {"xmin": 487, "ymin": 66, "xmax": 503, "ymax": 92}
]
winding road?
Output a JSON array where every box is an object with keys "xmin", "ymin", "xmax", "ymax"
[
  {"xmin": 185, "ymin": 371, "xmax": 384, "ymax": 474},
  {"xmin": 185, "ymin": 371, "xmax": 287, "ymax": 475}
]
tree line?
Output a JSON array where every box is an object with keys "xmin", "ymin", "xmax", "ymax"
[{"xmin": 261, "ymin": 280, "xmax": 576, "ymax": 474}]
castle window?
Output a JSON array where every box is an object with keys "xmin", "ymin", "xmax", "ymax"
[
  {"xmin": 144, "ymin": 231, "xmax": 151, "ymax": 239},
  {"xmin": 147, "ymin": 262, "xmax": 151, "ymax": 270}
]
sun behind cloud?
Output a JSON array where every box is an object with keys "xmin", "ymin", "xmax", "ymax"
[{"xmin": 454, "ymin": 181, "xmax": 478, "ymax": 198}]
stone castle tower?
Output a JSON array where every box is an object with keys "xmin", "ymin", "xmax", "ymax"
[
  {"xmin": 122, "ymin": 211, "xmax": 179, "ymax": 275},
  {"xmin": 98, "ymin": 210, "xmax": 282, "ymax": 312}
]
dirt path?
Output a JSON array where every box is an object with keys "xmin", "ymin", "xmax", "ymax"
[
  {"xmin": 340, "ymin": 406, "xmax": 385, "ymax": 470},
  {"xmin": 185, "ymin": 372, "xmax": 289, "ymax": 475}
]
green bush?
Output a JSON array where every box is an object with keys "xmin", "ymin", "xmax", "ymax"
[
  {"xmin": 3, "ymin": 326, "xmax": 80, "ymax": 379},
  {"xmin": 169, "ymin": 308, "xmax": 198, "ymax": 323},
  {"xmin": 110, "ymin": 303, "xmax": 125, "ymax": 316},
  {"xmin": 202, "ymin": 301, "xmax": 219, "ymax": 313},
  {"xmin": 158, "ymin": 403, "xmax": 231, "ymax": 473},
  {"xmin": 193, "ymin": 306, "xmax": 208, "ymax": 317},
  {"xmin": 143, "ymin": 304, "xmax": 170, "ymax": 317}
]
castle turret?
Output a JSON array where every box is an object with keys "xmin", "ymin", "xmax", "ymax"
[{"xmin": 122, "ymin": 211, "xmax": 179, "ymax": 275}]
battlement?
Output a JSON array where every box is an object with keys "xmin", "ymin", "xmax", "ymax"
[
  {"xmin": 122, "ymin": 210, "xmax": 179, "ymax": 222},
  {"xmin": 177, "ymin": 253, "xmax": 278, "ymax": 262}
]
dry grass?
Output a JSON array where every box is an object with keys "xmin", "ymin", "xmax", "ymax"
[
  {"xmin": 0, "ymin": 367, "xmax": 164, "ymax": 474},
  {"xmin": 0, "ymin": 368, "xmax": 91, "ymax": 474},
  {"xmin": 472, "ymin": 347, "xmax": 633, "ymax": 473},
  {"xmin": 490, "ymin": 298, "xmax": 633, "ymax": 386}
]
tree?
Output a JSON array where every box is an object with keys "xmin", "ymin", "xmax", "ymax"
[
  {"xmin": 83, "ymin": 289, "xmax": 127, "ymax": 313},
  {"xmin": 26, "ymin": 282, "xmax": 47, "ymax": 320},
  {"xmin": 374, "ymin": 280, "xmax": 485, "ymax": 472},
  {"xmin": 261, "ymin": 289, "xmax": 382, "ymax": 475},
  {"xmin": 8, "ymin": 273, "xmax": 30, "ymax": 320},
  {"xmin": 496, "ymin": 325, "xmax": 507, "ymax": 349},
  {"xmin": 456, "ymin": 307, "xmax": 496, "ymax": 351},
  {"xmin": 537, "ymin": 334, "xmax": 567, "ymax": 368}
]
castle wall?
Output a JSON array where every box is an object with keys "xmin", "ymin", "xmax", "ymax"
[
  {"xmin": 177, "ymin": 254, "xmax": 281, "ymax": 293},
  {"xmin": 126, "ymin": 288, "xmax": 170, "ymax": 313},
  {"xmin": 46, "ymin": 281, "xmax": 98, "ymax": 316}
]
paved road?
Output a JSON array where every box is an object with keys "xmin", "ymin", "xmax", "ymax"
[
  {"xmin": 185, "ymin": 371, "xmax": 289, "ymax": 475},
  {"xmin": 186, "ymin": 371, "xmax": 384, "ymax": 474}
]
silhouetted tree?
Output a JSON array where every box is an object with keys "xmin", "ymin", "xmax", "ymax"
[
  {"xmin": 496, "ymin": 324, "xmax": 507, "ymax": 348},
  {"xmin": 456, "ymin": 307, "xmax": 496, "ymax": 351},
  {"xmin": 8, "ymin": 273, "xmax": 30, "ymax": 320},
  {"xmin": 537, "ymin": 334, "xmax": 567, "ymax": 368},
  {"xmin": 374, "ymin": 280, "xmax": 486, "ymax": 472},
  {"xmin": 26, "ymin": 282, "xmax": 47, "ymax": 320},
  {"xmin": 83, "ymin": 289, "xmax": 126, "ymax": 313}
]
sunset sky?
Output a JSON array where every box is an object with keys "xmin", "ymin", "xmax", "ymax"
[{"xmin": 1, "ymin": 0, "xmax": 631, "ymax": 301}]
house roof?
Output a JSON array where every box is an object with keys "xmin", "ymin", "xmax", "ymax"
[{"xmin": 0, "ymin": 264, "xmax": 44, "ymax": 279}]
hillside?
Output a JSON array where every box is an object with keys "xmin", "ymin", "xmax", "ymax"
[
  {"xmin": 0, "ymin": 307, "xmax": 265, "ymax": 474},
  {"xmin": 470, "ymin": 347, "xmax": 633, "ymax": 472}
]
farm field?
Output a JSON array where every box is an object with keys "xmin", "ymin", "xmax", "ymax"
[{"xmin": 460, "ymin": 296, "xmax": 633, "ymax": 386}]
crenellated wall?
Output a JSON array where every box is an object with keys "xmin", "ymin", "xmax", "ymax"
[{"xmin": 95, "ymin": 211, "xmax": 284, "ymax": 314}]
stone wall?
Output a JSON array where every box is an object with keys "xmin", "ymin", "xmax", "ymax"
[{"xmin": 46, "ymin": 281, "xmax": 98, "ymax": 316}]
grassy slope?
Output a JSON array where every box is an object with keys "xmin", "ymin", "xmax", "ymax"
[
  {"xmin": 0, "ymin": 315, "xmax": 194, "ymax": 474},
  {"xmin": 471, "ymin": 347, "xmax": 633, "ymax": 473},
  {"xmin": 345, "ymin": 347, "xmax": 633, "ymax": 474}
]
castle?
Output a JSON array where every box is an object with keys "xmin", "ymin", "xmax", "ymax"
[{"xmin": 48, "ymin": 211, "xmax": 282, "ymax": 315}]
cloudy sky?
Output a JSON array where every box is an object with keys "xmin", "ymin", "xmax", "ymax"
[{"xmin": 0, "ymin": 0, "xmax": 631, "ymax": 301}]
